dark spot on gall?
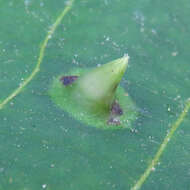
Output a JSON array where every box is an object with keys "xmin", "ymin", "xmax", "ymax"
[{"xmin": 60, "ymin": 76, "xmax": 78, "ymax": 86}]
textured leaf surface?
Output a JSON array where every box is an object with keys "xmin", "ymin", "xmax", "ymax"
[{"xmin": 0, "ymin": 0, "xmax": 190, "ymax": 190}]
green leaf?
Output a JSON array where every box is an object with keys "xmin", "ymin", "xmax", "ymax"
[
  {"xmin": 0, "ymin": 0, "xmax": 190, "ymax": 190},
  {"xmin": 49, "ymin": 56, "xmax": 138, "ymax": 130}
]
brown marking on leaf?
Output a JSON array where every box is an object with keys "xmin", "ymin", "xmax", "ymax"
[
  {"xmin": 60, "ymin": 76, "xmax": 78, "ymax": 86},
  {"xmin": 111, "ymin": 100, "xmax": 123, "ymax": 116},
  {"xmin": 107, "ymin": 100, "xmax": 123, "ymax": 126}
]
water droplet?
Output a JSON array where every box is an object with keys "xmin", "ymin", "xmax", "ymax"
[
  {"xmin": 151, "ymin": 167, "xmax": 156, "ymax": 171},
  {"xmin": 42, "ymin": 184, "xmax": 47, "ymax": 189}
]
